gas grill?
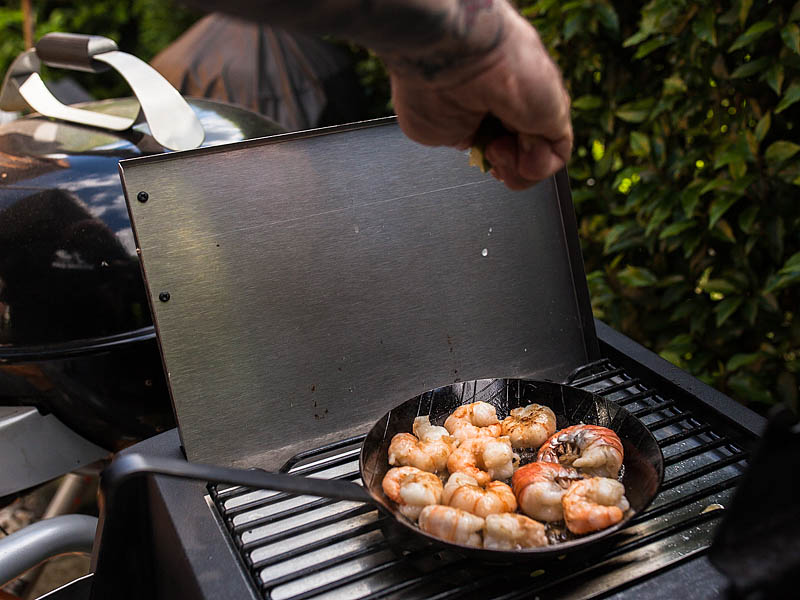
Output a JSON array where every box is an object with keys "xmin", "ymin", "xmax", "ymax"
[{"xmin": 87, "ymin": 118, "xmax": 766, "ymax": 600}]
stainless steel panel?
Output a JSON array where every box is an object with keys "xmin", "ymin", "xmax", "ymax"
[{"xmin": 121, "ymin": 119, "xmax": 592, "ymax": 468}]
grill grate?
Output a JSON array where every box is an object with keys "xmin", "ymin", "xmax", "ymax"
[{"xmin": 210, "ymin": 359, "xmax": 750, "ymax": 599}]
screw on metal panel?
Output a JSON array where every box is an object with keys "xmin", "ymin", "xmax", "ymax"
[
  {"xmin": 137, "ymin": 191, "xmax": 149, "ymax": 203},
  {"xmin": 158, "ymin": 292, "xmax": 171, "ymax": 302}
]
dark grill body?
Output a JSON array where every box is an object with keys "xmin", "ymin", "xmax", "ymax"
[{"xmin": 91, "ymin": 321, "xmax": 763, "ymax": 600}]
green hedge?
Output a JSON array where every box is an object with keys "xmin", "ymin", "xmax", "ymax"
[{"xmin": 524, "ymin": 0, "xmax": 800, "ymax": 414}]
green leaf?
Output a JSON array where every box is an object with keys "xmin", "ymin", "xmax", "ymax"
[
  {"xmin": 563, "ymin": 13, "xmax": 587, "ymax": 41},
  {"xmin": 645, "ymin": 204, "xmax": 671, "ymax": 237},
  {"xmin": 741, "ymin": 298, "xmax": 758, "ymax": 325},
  {"xmin": 659, "ymin": 221, "xmax": 696, "ymax": 239},
  {"xmin": 635, "ymin": 36, "xmax": 674, "ymax": 59},
  {"xmin": 702, "ymin": 278, "xmax": 738, "ymax": 295},
  {"xmin": 709, "ymin": 195, "xmax": 740, "ymax": 229},
  {"xmin": 682, "ymin": 182, "xmax": 704, "ymax": 217},
  {"xmin": 595, "ymin": 3, "xmax": 620, "ymax": 35},
  {"xmin": 713, "ymin": 219, "xmax": 737, "ymax": 242},
  {"xmin": 692, "ymin": 8, "xmax": 717, "ymax": 46},
  {"xmin": 729, "ymin": 21, "xmax": 775, "ymax": 52},
  {"xmin": 615, "ymin": 99, "xmax": 655, "ymax": 123},
  {"xmin": 782, "ymin": 23, "xmax": 800, "ymax": 54},
  {"xmin": 739, "ymin": 0, "xmax": 754, "ymax": 27},
  {"xmin": 629, "ymin": 131, "xmax": 651, "ymax": 157},
  {"xmin": 726, "ymin": 352, "xmax": 761, "ymax": 371},
  {"xmin": 765, "ymin": 64, "xmax": 784, "ymax": 95},
  {"xmin": 572, "ymin": 95, "xmax": 604, "ymax": 110},
  {"xmin": 728, "ymin": 372, "xmax": 774, "ymax": 405},
  {"xmin": 738, "ymin": 205, "xmax": 759, "ymax": 233},
  {"xmin": 775, "ymin": 81, "xmax": 800, "ymax": 113},
  {"xmin": 715, "ymin": 297, "xmax": 743, "ymax": 326},
  {"xmin": 778, "ymin": 251, "xmax": 800, "ymax": 275},
  {"xmin": 792, "ymin": 1, "xmax": 800, "ymax": 22},
  {"xmin": 617, "ymin": 265, "xmax": 658, "ymax": 287},
  {"xmin": 754, "ymin": 112, "xmax": 771, "ymax": 142},
  {"xmin": 730, "ymin": 56, "xmax": 770, "ymax": 78},
  {"xmin": 623, "ymin": 29, "xmax": 650, "ymax": 47},
  {"xmin": 765, "ymin": 140, "xmax": 800, "ymax": 163}
]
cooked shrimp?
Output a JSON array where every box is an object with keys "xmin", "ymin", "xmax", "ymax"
[
  {"xmin": 537, "ymin": 424, "xmax": 624, "ymax": 478},
  {"xmin": 562, "ymin": 477, "xmax": 630, "ymax": 534},
  {"xmin": 418, "ymin": 505, "xmax": 484, "ymax": 547},
  {"xmin": 412, "ymin": 416, "xmax": 451, "ymax": 443},
  {"xmin": 512, "ymin": 462, "xmax": 583, "ymax": 522},
  {"xmin": 444, "ymin": 401, "xmax": 502, "ymax": 443},
  {"xmin": 442, "ymin": 471, "xmax": 517, "ymax": 517},
  {"xmin": 388, "ymin": 426, "xmax": 454, "ymax": 473},
  {"xmin": 501, "ymin": 403, "xmax": 557, "ymax": 449},
  {"xmin": 483, "ymin": 513, "xmax": 548, "ymax": 550},
  {"xmin": 382, "ymin": 466, "xmax": 443, "ymax": 521},
  {"xmin": 447, "ymin": 435, "xmax": 518, "ymax": 486}
]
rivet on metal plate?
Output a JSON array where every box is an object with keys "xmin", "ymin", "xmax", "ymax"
[
  {"xmin": 137, "ymin": 191, "xmax": 149, "ymax": 203},
  {"xmin": 158, "ymin": 291, "xmax": 171, "ymax": 302}
]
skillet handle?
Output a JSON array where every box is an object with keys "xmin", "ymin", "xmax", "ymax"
[{"xmin": 102, "ymin": 453, "xmax": 375, "ymax": 504}]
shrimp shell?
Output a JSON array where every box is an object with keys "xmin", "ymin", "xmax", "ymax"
[
  {"xmin": 446, "ymin": 435, "xmax": 519, "ymax": 486},
  {"xmin": 537, "ymin": 424, "xmax": 624, "ymax": 478},
  {"xmin": 444, "ymin": 401, "xmax": 502, "ymax": 443},
  {"xmin": 388, "ymin": 428, "xmax": 454, "ymax": 473},
  {"xmin": 443, "ymin": 471, "xmax": 517, "ymax": 518},
  {"xmin": 501, "ymin": 403, "xmax": 557, "ymax": 449},
  {"xmin": 483, "ymin": 513, "xmax": 548, "ymax": 550},
  {"xmin": 562, "ymin": 477, "xmax": 630, "ymax": 534},
  {"xmin": 382, "ymin": 466, "xmax": 443, "ymax": 521},
  {"xmin": 512, "ymin": 462, "xmax": 582, "ymax": 522},
  {"xmin": 418, "ymin": 505, "xmax": 484, "ymax": 547}
]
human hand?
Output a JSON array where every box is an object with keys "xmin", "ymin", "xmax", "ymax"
[{"xmin": 386, "ymin": 3, "xmax": 572, "ymax": 190}]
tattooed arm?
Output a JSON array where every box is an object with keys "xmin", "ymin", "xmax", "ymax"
[{"xmin": 184, "ymin": 0, "xmax": 572, "ymax": 189}]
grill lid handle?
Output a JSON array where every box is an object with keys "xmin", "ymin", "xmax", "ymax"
[{"xmin": 0, "ymin": 33, "xmax": 204, "ymax": 151}]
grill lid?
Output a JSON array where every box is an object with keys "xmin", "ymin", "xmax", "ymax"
[{"xmin": 119, "ymin": 118, "xmax": 598, "ymax": 469}]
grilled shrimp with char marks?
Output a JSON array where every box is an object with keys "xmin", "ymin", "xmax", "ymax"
[
  {"xmin": 443, "ymin": 471, "xmax": 517, "ymax": 518},
  {"xmin": 562, "ymin": 477, "xmax": 630, "ymax": 534},
  {"xmin": 512, "ymin": 461, "xmax": 583, "ymax": 522},
  {"xmin": 483, "ymin": 513, "xmax": 548, "ymax": 550},
  {"xmin": 537, "ymin": 424, "xmax": 624, "ymax": 478},
  {"xmin": 381, "ymin": 466, "xmax": 443, "ymax": 521},
  {"xmin": 501, "ymin": 403, "xmax": 557, "ymax": 449},
  {"xmin": 447, "ymin": 434, "xmax": 518, "ymax": 486},
  {"xmin": 444, "ymin": 401, "xmax": 502, "ymax": 443},
  {"xmin": 388, "ymin": 419, "xmax": 455, "ymax": 473},
  {"xmin": 418, "ymin": 505, "xmax": 484, "ymax": 547}
]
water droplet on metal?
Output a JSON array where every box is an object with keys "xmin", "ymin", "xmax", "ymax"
[{"xmin": 481, "ymin": 248, "xmax": 488, "ymax": 257}]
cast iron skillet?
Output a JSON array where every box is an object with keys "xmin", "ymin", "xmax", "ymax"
[{"xmin": 105, "ymin": 378, "xmax": 664, "ymax": 562}]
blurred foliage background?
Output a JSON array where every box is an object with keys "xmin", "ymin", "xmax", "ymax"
[{"xmin": 0, "ymin": 0, "xmax": 797, "ymax": 416}]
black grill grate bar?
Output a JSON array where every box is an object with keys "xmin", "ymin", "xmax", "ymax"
[
  {"xmin": 592, "ymin": 378, "xmax": 643, "ymax": 396},
  {"xmin": 613, "ymin": 388, "xmax": 659, "ymax": 406},
  {"xmin": 280, "ymin": 435, "xmax": 366, "ymax": 472},
  {"xmin": 632, "ymin": 400, "xmax": 678, "ymax": 418},
  {"xmin": 657, "ymin": 424, "xmax": 712, "ymax": 448},
  {"xmin": 633, "ymin": 473, "xmax": 742, "ymax": 524},
  {"xmin": 663, "ymin": 437, "xmax": 740, "ymax": 467},
  {"xmin": 647, "ymin": 412, "xmax": 696, "ymax": 433},
  {"xmin": 493, "ymin": 509, "xmax": 727, "ymax": 600},
  {"xmin": 273, "ymin": 549, "xmax": 442, "ymax": 600},
  {"xmin": 249, "ymin": 519, "xmax": 388, "ymax": 571},
  {"xmin": 568, "ymin": 366, "xmax": 626, "ymax": 388},
  {"xmin": 661, "ymin": 452, "xmax": 749, "ymax": 490},
  {"xmin": 240, "ymin": 505, "xmax": 375, "ymax": 553},
  {"xmin": 223, "ymin": 472, "xmax": 361, "ymax": 519},
  {"xmin": 232, "ymin": 497, "xmax": 341, "ymax": 534},
  {"xmin": 260, "ymin": 541, "xmax": 389, "ymax": 591},
  {"xmin": 564, "ymin": 359, "xmax": 614, "ymax": 383}
]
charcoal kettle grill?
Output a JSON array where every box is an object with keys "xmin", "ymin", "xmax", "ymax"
[
  {"xmin": 0, "ymin": 33, "xmax": 284, "ymax": 498},
  {"xmin": 85, "ymin": 119, "xmax": 767, "ymax": 599}
]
